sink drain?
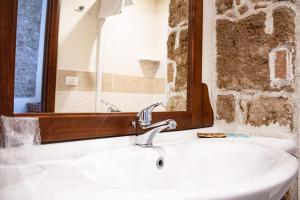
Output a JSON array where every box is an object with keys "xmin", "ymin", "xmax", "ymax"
[{"xmin": 156, "ymin": 157, "xmax": 164, "ymax": 169}]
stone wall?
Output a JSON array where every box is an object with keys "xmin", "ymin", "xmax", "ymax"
[
  {"xmin": 15, "ymin": 0, "xmax": 43, "ymax": 97},
  {"xmin": 166, "ymin": 0, "xmax": 189, "ymax": 111},
  {"xmin": 214, "ymin": 0, "xmax": 297, "ymax": 135},
  {"xmin": 213, "ymin": 0, "xmax": 298, "ymax": 199}
]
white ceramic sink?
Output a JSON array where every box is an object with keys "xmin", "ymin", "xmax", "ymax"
[{"xmin": 0, "ymin": 139, "xmax": 298, "ymax": 200}]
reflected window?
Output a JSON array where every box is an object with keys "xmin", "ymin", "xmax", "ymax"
[{"xmin": 14, "ymin": 0, "xmax": 48, "ymax": 113}]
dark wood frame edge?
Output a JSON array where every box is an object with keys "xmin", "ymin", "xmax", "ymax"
[
  {"xmin": 42, "ymin": 0, "xmax": 60, "ymax": 112},
  {"xmin": 0, "ymin": 0, "xmax": 214, "ymax": 143},
  {"xmin": 0, "ymin": 0, "xmax": 18, "ymax": 116}
]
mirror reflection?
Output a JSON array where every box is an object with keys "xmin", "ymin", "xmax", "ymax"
[
  {"xmin": 14, "ymin": 0, "xmax": 48, "ymax": 113},
  {"xmin": 14, "ymin": 0, "xmax": 189, "ymax": 113}
]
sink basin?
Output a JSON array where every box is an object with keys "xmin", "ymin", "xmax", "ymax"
[{"xmin": 0, "ymin": 140, "xmax": 298, "ymax": 200}]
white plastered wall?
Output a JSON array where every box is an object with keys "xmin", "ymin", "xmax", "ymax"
[
  {"xmin": 98, "ymin": 0, "xmax": 169, "ymax": 112},
  {"xmin": 55, "ymin": 0, "xmax": 170, "ymax": 113},
  {"xmin": 55, "ymin": 0, "xmax": 100, "ymax": 113}
]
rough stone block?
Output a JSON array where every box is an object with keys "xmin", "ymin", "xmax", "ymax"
[
  {"xmin": 174, "ymin": 63, "xmax": 188, "ymax": 91},
  {"xmin": 216, "ymin": 7, "xmax": 295, "ymax": 91},
  {"xmin": 272, "ymin": 7, "xmax": 296, "ymax": 46},
  {"xmin": 167, "ymin": 63, "xmax": 174, "ymax": 83},
  {"xmin": 217, "ymin": 12, "xmax": 270, "ymax": 91},
  {"xmin": 168, "ymin": 30, "xmax": 188, "ymax": 63},
  {"xmin": 167, "ymin": 29, "xmax": 188, "ymax": 92},
  {"xmin": 246, "ymin": 97, "xmax": 293, "ymax": 128},
  {"xmin": 216, "ymin": 95, "xmax": 236, "ymax": 123},
  {"xmin": 251, "ymin": 0, "xmax": 295, "ymax": 3},
  {"xmin": 238, "ymin": 4, "xmax": 249, "ymax": 15},
  {"xmin": 167, "ymin": 96, "xmax": 187, "ymax": 111},
  {"xmin": 216, "ymin": 0, "xmax": 233, "ymax": 15},
  {"xmin": 167, "ymin": 32, "xmax": 176, "ymax": 59},
  {"xmin": 168, "ymin": 0, "xmax": 188, "ymax": 27}
]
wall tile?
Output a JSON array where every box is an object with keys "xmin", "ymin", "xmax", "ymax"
[
  {"xmin": 127, "ymin": 76, "xmax": 143, "ymax": 93},
  {"xmin": 102, "ymin": 73, "xmax": 113, "ymax": 92},
  {"xmin": 56, "ymin": 70, "xmax": 96, "ymax": 91},
  {"xmin": 113, "ymin": 75, "xmax": 129, "ymax": 93},
  {"xmin": 154, "ymin": 78, "xmax": 166, "ymax": 94},
  {"xmin": 142, "ymin": 78, "xmax": 154, "ymax": 94}
]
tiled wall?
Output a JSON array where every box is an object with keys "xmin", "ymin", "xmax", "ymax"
[
  {"xmin": 56, "ymin": 70, "xmax": 96, "ymax": 92},
  {"xmin": 55, "ymin": 70, "xmax": 166, "ymax": 112},
  {"xmin": 102, "ymin": 73, "xmax": 165, "ymax": 94},
  {"xmin": 56, "ymin": 70, "xmax": 165, "ymax": 95}
]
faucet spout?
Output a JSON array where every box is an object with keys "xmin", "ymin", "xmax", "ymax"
[
  {"xmin": 133, "ymin": 103, "xmax": 177, "ymax": 147},
  {"xmin": 135, "ymin": 119, "xmax": 177, "ymax": 147},
  {"xmin": 144, "ymin": 119, "xmax": 177, "ymax": 130}
]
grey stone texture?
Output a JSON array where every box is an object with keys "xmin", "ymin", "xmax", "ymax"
[{"xmin": 14, "ymin": 0, "xmax": 43, "ymax": 97}]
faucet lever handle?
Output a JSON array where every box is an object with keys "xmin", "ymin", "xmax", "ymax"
[{"xmin": 136, "ymin": 102, "xmax": 163, "ymax": 127}]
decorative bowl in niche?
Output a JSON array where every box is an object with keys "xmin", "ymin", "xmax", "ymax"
[{"xmin": 139, "ymin": 59, "xmax": 160, "ymax": 78}]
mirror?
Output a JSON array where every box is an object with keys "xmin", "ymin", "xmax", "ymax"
[
  {"xmin": 2, "ymin": 0, "xmax": 212, "ymax": 142},
  {"xmin": 13, "ymin": 0, "xmax": 189, "ymax": 113}
]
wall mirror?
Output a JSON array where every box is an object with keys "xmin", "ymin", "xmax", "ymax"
[
  {"xmin": 0, "ymin": 0, "xmax": 213, "ymax": 143},
  {"xmin": 13, "ymin": 0, "xmax": 189, "ymax": 113}
]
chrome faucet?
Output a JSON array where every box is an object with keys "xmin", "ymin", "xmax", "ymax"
[
  {"xmin": 132, "ymin": 103, "xmax": 177, "ymax": 147},
  {"xmin": 100, "ymin": 100, "xmax": 121, "ymax": 112}
]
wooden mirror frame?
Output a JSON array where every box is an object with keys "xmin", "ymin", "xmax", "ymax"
[{"xmin": 0, "ymin": 0, "xmax": 213, "ymax": 143}]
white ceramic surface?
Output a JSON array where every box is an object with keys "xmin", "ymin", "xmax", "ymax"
[{"xmin": 0, "ymin": 130, "xmax": 298, "ymax": 200}]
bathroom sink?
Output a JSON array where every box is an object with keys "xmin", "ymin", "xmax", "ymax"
[
  {"xmin": 77, "ymin": 140, "xmax": 298, "ymax": 200},
  {"xmin": 0, "ymin": 140, "xmax": 298, "ymax": 200}
]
